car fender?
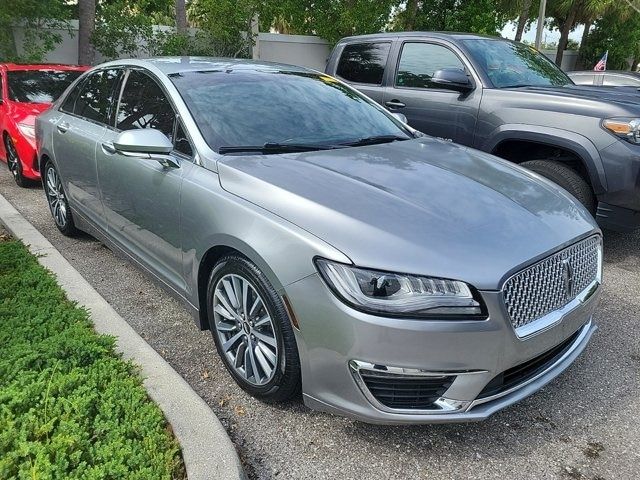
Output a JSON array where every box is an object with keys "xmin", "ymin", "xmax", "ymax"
[
  {"xmin": 481, "ymin": 124, "xmax": 607, "ymax": 194},
  {"xmin": 180, "ymin": 168, "xmax": 352, "ymax": 329}
]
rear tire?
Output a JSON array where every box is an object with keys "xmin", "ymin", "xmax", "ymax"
[
  {"xmin": 43, "ymin": 160, "xmax": 78, "ymax": 237},
  {"xmin": 206, "ymin": 254, "xmax": 301, "ymax": 403},
  {"xmin": 521, "ymin": 160, "xmax": 596, "ymax": 213}
]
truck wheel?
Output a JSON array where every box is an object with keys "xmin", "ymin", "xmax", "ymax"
[{"xmin": 521, "ymin": 160, "xmax": 596, "ymax": 214}]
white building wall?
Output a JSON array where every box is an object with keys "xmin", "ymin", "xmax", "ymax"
[{"xmin": 254, "ymin": 33, "xmax": 331, "ymax": 71}]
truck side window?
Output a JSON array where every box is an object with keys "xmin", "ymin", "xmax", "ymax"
[
  {"xmin": 396, "ymin": 43, "xmax": 465, "ymax": 89},
  {"xmin": 336, "ymin": 42, "xmax": 391, "ymax": 85}
]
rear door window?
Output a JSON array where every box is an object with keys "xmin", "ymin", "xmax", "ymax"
[
  {"xmin": 336, "ymin": 42, "xmax": 391, "ymax": 85},
  {"xmin": 396, "ymin": 42, "xmax": 466, "ymax": 89},
  {"xmin": 69, "ymin": 69, "xmax": 122, "ymax": 125}
]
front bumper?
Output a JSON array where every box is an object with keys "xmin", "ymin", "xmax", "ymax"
[
  {"xmin": 285, "ymin": 273, "xmax": 599, "ymax": 425},
  {"xmin": 596, "ymin": 140, "xmax": 640, "ymax": 231}
]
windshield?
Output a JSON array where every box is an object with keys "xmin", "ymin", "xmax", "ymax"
[
  {"xmin": 7, "ymin": 70, "xmax": 83, "ymax": 103},
  {"xmin": 462, "ymin": 39, "xmax": 572, "ymax": 88},
  {"xmin": 169, "ymin": 68, "xmax": 410, "ymax": 152}
]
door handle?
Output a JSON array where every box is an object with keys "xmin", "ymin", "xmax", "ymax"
[
  {"xmin": 385, "ymin": 100, "xmax": 406, "ymax": 109},
  {"xmin": 101, "ymin": 141, "xmax": 117, "ymax": 154},
  {"xmin": 56, "ymin": 122, "xmax": 70, "ymax": 134}
]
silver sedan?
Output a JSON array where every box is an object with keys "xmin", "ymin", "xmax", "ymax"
[{"xmin": 36, "ymin": 58, "xmax": 602, "ymax": 424}]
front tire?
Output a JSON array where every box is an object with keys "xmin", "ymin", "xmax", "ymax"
[
  {"xmin": 4, "ymin": 135, "xmax": 28, "ymax": 187},
  {"xmin": 43, "ymin": 161, "xmax": 78, "ymax": 237},
  {"xmin": 207, "ymin": 255, "xmax": 301, "ymax": 403},
  {"xmin": 521, "ymin": 160, "xmax": 596, "ymax": 213}
]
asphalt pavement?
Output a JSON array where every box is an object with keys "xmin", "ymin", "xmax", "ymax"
[{"xmin": 1, "ymin": 171, "xmax": 639, "ymax": 480}]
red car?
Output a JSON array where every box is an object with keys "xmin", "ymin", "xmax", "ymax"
[{"xmin": 0, "ymin": 63, "xmax": 88, "ymax": 186}]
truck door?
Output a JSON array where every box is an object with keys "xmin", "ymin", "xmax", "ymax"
[{"xmin": 382, "ymin": 41, "xmax": 482, "ymax": 145}]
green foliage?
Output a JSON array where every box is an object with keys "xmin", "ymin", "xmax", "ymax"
[
  {"xmin": 187, "ymin": 0, "xmax": 257, "ymax": 56},
  {"xmin": 0, "ymin": 0, "xmax": 73, "ymax": 63},
  {"xmin": 261, "ymin": 0, "xmax": 399, "ymax": 45},
  {"xmin": 0, "ymin": 238, "xmax": 184, "ymax": 479},
  {"xmin": 581, "ymin": 8, "xmax": 640, "ymax": 70},
  {"xmin": 149, "ymin": 29, "xmax": 244, "ymax": 57},
  {"xmin": 92, "ymin": 0, "xmax": 156, "ymax": 60},
  {"xmin": 391, "ymin": 0, "xmax": 508, "ymax": 36}
]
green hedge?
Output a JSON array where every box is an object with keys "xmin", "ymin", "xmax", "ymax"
[{"xmin": 0, "ymin": 238, "xmax": 185, "ymax": 479}]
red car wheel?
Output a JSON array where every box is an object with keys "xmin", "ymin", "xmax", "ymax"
[{"xmin": 3, "ymin": 135, "xmax": 28, "ymax": 187}]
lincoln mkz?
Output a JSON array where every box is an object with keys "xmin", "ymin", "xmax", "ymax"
[{"xmin": 36, "ymin": 58, "xmax": 602, "ymax": 424}]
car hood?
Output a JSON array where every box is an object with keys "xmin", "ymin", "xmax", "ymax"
[
  {"xmin": 217, "ymin": 138, "xmax": 598, "ymax": 290},
  {"xmin": 508, "ymin": 84, "xmax": 640, "ymax": 107},
  {"xmin": 6, "ymin": 101, "xmax": 51, "ymax": 125}
]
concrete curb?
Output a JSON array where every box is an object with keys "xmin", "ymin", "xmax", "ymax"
[{"xmin": 0, "ymin": 193, "xmax": 245, "ymax": 480}]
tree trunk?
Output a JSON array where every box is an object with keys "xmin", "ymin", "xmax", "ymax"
[
  {"xmin": 404, "ymin": 0, "xmax": 419, "ymax": 30},
  {"xmin": 555, "ymin": 1, "xmax": 579, "ymax": 67},
  {"xmin": 575, "ymin": 20, "xmax": 591, "ymax": 69},
  {"xmin": 514, "ymin": 0, "xmax": 533, "ymax": 42},
  {"xmin": 579, "ymin": 20, "xmax": 591, "ymax": 48},
  {"xmin": 78, "ymin": 0, "xmax": 95, "ymax": 65},
  {"xmin": 175, "ymin": 0, "xmax": 188, "ymax": 34}
]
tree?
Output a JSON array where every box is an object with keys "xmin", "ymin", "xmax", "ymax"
[
  {"xmin": 548, "ymin": 0, "xmax": 613, "ymax": 66},
  {"xmin": 259, "ymin": 0, "xmax": 400, "ymax": 45},
  {"xmin": 514, "ymin": 0, "xmax": 534, "ymax": 41},
  {"xmin": 175, "ymin": 0, "xmax": 188, "ymax": 34},
  {"xmin": 580, "ymin": 5, "xmax": 640, "ymax": 70},
  {"xmin": 391, "ymin": 0, "xmax": 508, "ymax": 36},
  {"xmin": 0, "ymin": 0, "xmax": 72, "ymax": 62},
  {"xmin": 78, "ymin": 0, "xmax": 96, "ymax": 65}
]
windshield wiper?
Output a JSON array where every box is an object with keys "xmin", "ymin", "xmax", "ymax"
[
  {"xmin": 218, "ymin": 142, "xmax": 341, "ymax": 154},
  {"xmin": 339, "ymin": 134, "xmax": 409, "ymax": 147},
  {"xmin": 500, "ymin": 84, "xmax": 534, "ymax": 89}
]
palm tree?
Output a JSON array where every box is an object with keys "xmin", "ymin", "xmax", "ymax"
[
  {"xmin": 78, "ymin": 0, "xmax": 95, "ymax": 65},
  {"xmin": 552, "ymin": 0, "xmax": 613, "ymax": 66},
  {"xmin": 515, "ymin": 0, "xmax": 534, "ymax": 41}
]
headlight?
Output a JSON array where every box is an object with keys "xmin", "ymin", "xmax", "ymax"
[
  {"xmin": 17, "ymin": 123, "xmax": 35, "ymax": 139},
  {"xmin": 602, "ymin": 118, "xmax": 640, "ymax": 144},
  {"xmin": 315, "ymin": 259, "xmax": 484, "ymax": 318}
]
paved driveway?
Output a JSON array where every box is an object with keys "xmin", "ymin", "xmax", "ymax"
[{"xmin": 1, "ymin": 171, "xmax": 639, "ymax": 480}]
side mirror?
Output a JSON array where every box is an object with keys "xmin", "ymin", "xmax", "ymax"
[
  {"xmin": 113, "ymin": 129, "xmax": 179, "ymax": 168},
  {"xmin": 431, "ymin": 68, "xmax": 474, "ymax": 93},
  {"xmin": 391, "ymin": 112, "xmax": 407, "ymax": 124}
]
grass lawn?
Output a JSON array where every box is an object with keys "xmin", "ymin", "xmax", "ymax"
[{"xmin": 0, "ymin": 233, "xmax": 185, "ymax": 479}]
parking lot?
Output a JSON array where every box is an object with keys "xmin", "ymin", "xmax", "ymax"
[{"xmin": 1, "ymin": 171, "xmax": 639, "ymax": 480}]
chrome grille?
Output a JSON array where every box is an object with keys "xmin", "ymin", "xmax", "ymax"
[{"xmin": 503, "ymin": 236, "xmax": 601, "ymax": 332}]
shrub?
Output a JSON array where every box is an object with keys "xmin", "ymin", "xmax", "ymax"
[{"xmin": 0, "ymin": 238, "xmax": 185, "ymax": 479}]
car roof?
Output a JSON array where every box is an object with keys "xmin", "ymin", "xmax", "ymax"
[
  {"xmin": 568, "ymin": 70, "xmax": 640, "ymax": 77},
  {"xmin": 97, "ymin": 57, "xmax": 318, "ymax": 76},
  {"xmin": 0, "ymin": 63, "xmax": 88, "ymax": 71},
  {"xmin": 336, "ymin": 31, "xmax": 500, "ymax": 43}
]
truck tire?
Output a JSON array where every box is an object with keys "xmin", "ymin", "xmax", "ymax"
[{"xmin": 521, "ymin": 160, "xmax": 596, "ymax": 214}]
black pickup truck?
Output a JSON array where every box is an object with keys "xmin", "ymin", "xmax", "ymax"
[{"xmin": 326, "ymin": 32, "xmax": 640, "ymax": 232}]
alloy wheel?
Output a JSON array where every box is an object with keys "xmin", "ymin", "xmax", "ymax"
[
  {"xmin": 45, "ymin": 166, "xmax": 67, "ymax": 228},
  {"xmin": 212, "ymin": 274, "xmax": 279, "ymax": 386},
  {"xmin": 4, "ymin": 137, "xmax": 21, "ymax": 180}
]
